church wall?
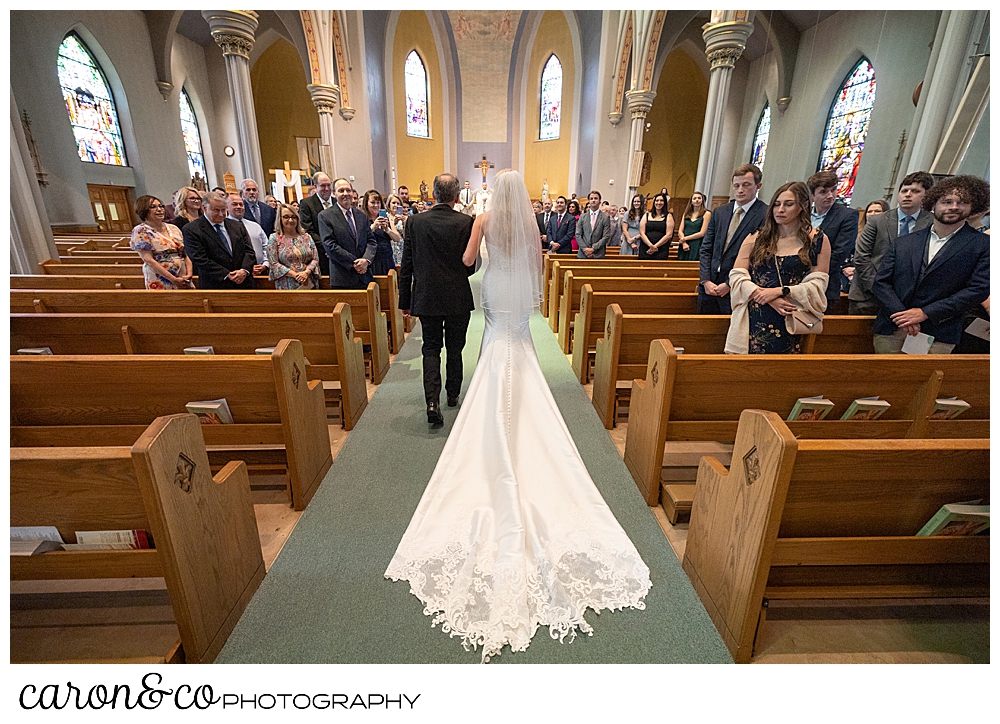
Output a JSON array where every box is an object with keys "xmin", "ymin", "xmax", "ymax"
[
  {"xmin": 332, "ymin": 11, "xmax": 377, "ymax": 194},
  {"xmin": 732, "ymin": 10, "xmax": 940, "ymax": 207},
  {"xmin": 523, "ymin": 11, "xmax": 575, "ymax": 201},
  {"xmin": 638, "ymin": 48, "xmax": 709, "ymax": 201},
  {"xmin": 364, "ymin": 10, "xmax": 391, "ymax": 191},
  {"xmin": 392, "ymin": 11, "xmax": 446, "ymax": 197},
  {"xmin": 170, "ymin": 33, "xmax": 220, "ymax": 189},
  {"xmin": 572, "ymin": 11, "xmax": 602, "ymax": 197},
  {"xmin": 589, "ymin": 11, "xmax": 633, "ymax": 209},
  {"xmin": 10, "ymin": 11, "xmax": 192, "ymax": 227}
]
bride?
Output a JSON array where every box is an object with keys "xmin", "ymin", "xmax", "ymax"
[{"xmin": 385, "ymin": 170, "xmax": 650, "ymax": 662}]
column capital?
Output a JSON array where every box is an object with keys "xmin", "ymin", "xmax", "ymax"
[
  {"xmin": 203, "ymin": 10, "xmax": 259, "ymax": 58},
  {"xmin": 625, "ymin": 89, "xmax": 656, "ymax": 119},
  {"xmin": 307, "ymin": 83, "xmax": 341, "ymax": 115},
  {"xmin": 702, "ymin": 18, "xmax": 754, "ymax": 70},
  {"xmin": 155, "ymin": 81, "xmax": 173, "ymax": 102}
]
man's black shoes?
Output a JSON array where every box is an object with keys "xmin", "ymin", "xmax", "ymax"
[
  {"xmin": 426, "ymin": 401, "xmax": 444, "ymax": 426},
  {"xmin": 447, "ymin": 395, "xmax": 459, "ymax": 407}
]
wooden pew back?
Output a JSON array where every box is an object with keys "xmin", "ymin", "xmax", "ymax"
[
  {"xmin": 546, "ymin": 261, "xmax": 695, "ymax": 322},
  {"xmin": 542, "ymin": 257, "xmax": 696, "ymax": 314},
  {"xmin": 11, "ymin": 275, "xmax": 148, "ymax": 289},
  {"xmin": 39, "ymin": 260, "xmax": 142, "ymax": 276}
]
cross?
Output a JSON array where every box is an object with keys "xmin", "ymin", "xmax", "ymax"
[
  {"xmin": 269, "ymin": 161, "xmax": 307, "ymax": 202},
  {"xmin": 474, "ymin": 154, "xmax": 494, "ymax": 183}
]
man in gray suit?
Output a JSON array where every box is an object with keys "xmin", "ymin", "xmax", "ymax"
[
  {"xmin": 577, "ymin": 190, "xmax": 612, "ymax": 258},
  {"xmin": 849, "ymin": 171, "xmax": 934, "ymax": 315}
]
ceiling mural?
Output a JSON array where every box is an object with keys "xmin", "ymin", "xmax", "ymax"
[{"xmin": 448, "ymin": 10, "xmax": 521, "ymax": 143}]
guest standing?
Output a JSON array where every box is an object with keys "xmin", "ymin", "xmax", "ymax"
[
  {"xmin": 181, "ymin": 190, "xmax": 256, "ymax": 289},
  {"xmin": 318, "ymin": 177, "xmax": 378, "ymax": 289},
  {"xmin": 130, "ymin": 195, "xmax": 194, "ymax": 289},
  {"xmin": 620, "ymin": 194, "xmax": 644, "ymax": 256},
  {"xmin": 267, "ymin": 203, "xmax": 320, "ymax": 290},
  {"xmin": 638, "ymin": 193, "xmax": 673, "ymax": 260},
  {"xmin": 677, "ymin": 191, "xmax": 710, "ymax": 260},
  {"xmin": 170, "ymin": 186, "xmax": 203, "ymax": 232},
  {"xmin": 841, "ymin": 199, "xmax": 888, "ymax": 292},
  {"xmin": 567, "ymin": 198, "xmax": 582, "ymax": 253},
  {"xmin": 362, "ymin": 189, "xmax": 400, "ymax": 276},
  {"xmin": 386, "ymin": 193, "xmax": 407, "ymax": 266}
]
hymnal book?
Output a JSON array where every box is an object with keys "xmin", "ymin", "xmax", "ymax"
[
  {"xmin": 673, "ymin": 347, "xmax": 685, "ymax": 355},
  {"xmin": 185, "ymin": 398, "xmax": 234, "ymax": 425},
  {"xmin": 917, "ymin": 504, "xmax": 990, "ymax": 536},
  {"xmin": 17, "ymin": 347, "xmax": 53, "ymax": 355},
  {"xmin": 930, "ymin": 397, "xmax": 971, "ymax": 420},
  {"xmin": 255, "ymin": 347, "xmax": 276, "ymax": 355},
  {"xmin": 840, "ymin": 396, "xmax": 890, "ymax": 421},
  {"xmin": 11, "ymin": 525, "xmax": 64, "ymax": 542},
  {"xmin": 62, "ymin": 543, "xmax": 138, "ymax": 551},
  {"xmin": 74, "ymin": 529, "xmax": 151, "ymax": 549},
  {"xmin": 901, "ymin": 332, "xmax": 934, "ymax": 354},
  {"xmin": 184, "ymin": 345, "xmax": 215, "ymax": 355},
  {"xmin": 787, "ymin": 396, "xmax": 835, "ymax": 421},
  {"xmin": 964, "ymin": 317, "xmax": 989, "ymax": 341},
  {"xmin": 11, "ymin": 539, "xmax": 64, "ymax": 556}
]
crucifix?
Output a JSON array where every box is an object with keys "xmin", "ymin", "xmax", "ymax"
[
  {"xmin": 269, "ymin": 160, "xmax": 307, "ymax": 203},
  {"xmin": 474, "ymin": 154, "xmax": 494, "ymax": 183}
]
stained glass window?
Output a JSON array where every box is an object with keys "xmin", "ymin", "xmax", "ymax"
[
  {"xmin": 817, "ymin": 57, "xmax": 876, "ymax": 203},
  {"xmin": 751, "ymin": 104, "xmax": 770, "ymax": 171},
  {"xmin": 405, "ymin": 50, "xmax": 429, "ymax": 138},
  {"xmin": 539, "ymin": 55, "xmax": 562, "ymax": 140},
  {"xmin": 57, "ymin": 33, "xmax": 127, "ymax": 166},
  {"xmin": 179, "ymin": 89, "xmax": 207, "ymax": 182}
]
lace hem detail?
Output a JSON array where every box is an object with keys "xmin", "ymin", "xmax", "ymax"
[{"xmin": 385, "ymin": 541, "xmax": 651, "ymax": 663}]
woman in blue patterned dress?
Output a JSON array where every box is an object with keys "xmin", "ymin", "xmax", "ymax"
[
  {"xmin": 130, "ymin": 195, "xmax": 194, "ymax": 289},
  {"xmin": 267, "ymin": 203, "xmax": 321, "ymax": 290},
  {"xmin": 733, "ymin": 181, "xmax": 831, "ymax": 353}
]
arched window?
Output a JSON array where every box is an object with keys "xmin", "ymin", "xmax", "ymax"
[
  {"xmin": 405, "ymin": 50, "xmax": 429, "ymax": 138},
  {"xmin": 817, "ymin": 57, "xmax": 876, "ymax": 202},
  {"xmin": 539, "ymin": 54, "xmax": 563, "ymax": 140},
  {"xmin": 56, "ymin": 32, "xmax": 127, "ymax": 166},
  {"xmin": 751, "ymin": 104, "xmax": 771, "ymax": 171},
  {"xmin": 179, "ymin": 88, "xmax": 207, "ymax": 182}
]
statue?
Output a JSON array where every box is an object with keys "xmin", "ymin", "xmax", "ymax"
[
  {"xmin": 191, "ymin": 171, "xmax": 207, "ymax": 192},
  {"xmin": 419, "ymin": 179, "xmax": 429, "ymax": 202},
  {"xmin": 541, "ymin": 178, "xmax": 549, "ymax": 203}
]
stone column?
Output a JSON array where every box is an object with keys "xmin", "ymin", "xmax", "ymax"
[
  {"xmin": 203, "ymin": 10, "xmax": 265, "ymax": 187},
  {"xmin": 694, "ymin": 16, "xmax": 754, "ymax": 198},
  {"xmin": 625, "ymin": 90, "xmax": 656, "ymax": 200},
  {"xmin": 10, "ymin": 88, "xmax": 57, "ymax": 273},
  {"xmin": 904, "ymin": 10, "xmax": 978, "ymax": 175},
  {"xmin": 307, "ymin": 83, "xmax": 341, "ymax": 178}
]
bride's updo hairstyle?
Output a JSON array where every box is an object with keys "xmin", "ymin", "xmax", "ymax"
[{"xmin": 481, "ymin": 169, "xmax": 543, "ymax": 316}]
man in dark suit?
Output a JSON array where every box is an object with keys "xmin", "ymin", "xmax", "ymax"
[
  {"xmin": 182, "ymin": 190, "xmax": 256, "ymax": 289},
  {"xmin": 546, "ymin": 196, "xmax": 576, "ymax": 254},
  {"xmin": 535, "ymin": 197, "xmax": 552, "ymax": 250},
  {"xmin": 807, "ymin": 170, "xmax": 859, "ymax": 312},
  {"xmin": 298, "ymin": 172, "xmax": 333, "ymax": 277},
  {"xmin": 698, "ymin": 164, "xmax": 767, "ymax": 314},
  {"xmin": 872, "ymin": 175, "xmax": 990, "ymax": 354},
  {"xmin": 241, "ymin": 179, "xmax": 276, "ymax": 236},
  {"xmin": 577, "ymin": 190, "xmax": 612, "ymax": 258},
  {"xmin": 318, "ymin": 177, "xmax": 378, "ymax": 289},
  {"xmin": 399, "ymin": 173, "xmax": 476, "ymax": 426},
  {"xmin": 849, "ymin": 171, "xmax": 934, "ymax": 315}
]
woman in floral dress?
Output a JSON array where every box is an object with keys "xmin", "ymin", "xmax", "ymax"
[
  {"xmin": 130, "ymin": 195, "xmax": 194, "ymax": 289},
  {"xmin": 267, "ymin": 203, "xmax": 321, "ymax": 290}
]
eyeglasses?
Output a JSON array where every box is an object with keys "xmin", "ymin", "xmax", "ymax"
[{"xmin": 149, "ymin": 203, "xmax": 165, "ymax": 209}]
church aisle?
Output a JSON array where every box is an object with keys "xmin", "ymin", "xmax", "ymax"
[{"xmin": 217, "ymin": 269, "xmax": 731, "ymax": 664}]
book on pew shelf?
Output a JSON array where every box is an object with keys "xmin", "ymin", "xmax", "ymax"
[
  {"xmin": 930, "ymin": 397, "xmax": 971, "ymax": 420},
  {"xmin": 787, "ymin": 396, "xmax": 835, "ymax": 421},
  {"xmin": 673, "ymin": 347, "xmax": 685, "ymax": 355},
  {"xmin": 840, "ymin": 396, "xmax": 890, "ymax": 421},
  {"xmin": 184, "ymin": 345, "xmax": 215, "ymax": 355},
  {"xmin": 62, "ymin": 543, "xmax": 139, "ymax": 551},
  {"xmin": 10, "ymin": 526, "xmax": 64, "ymax": 543},
  {"xmin": 917, "ymin": 504, "xmax": 990, "ymax": 536},
  {"xmin": 901, "ymin": 331, "xmax": 934, "ymax": 355},
  {"xmin": 11, "ymin": 539, "xmax": 64, "ymax": 556},
  {"xmin": 17, "ymin": 347, "xmax": 53, "ymax": 355},
  {"xmin": 185, "ymin": 398, "xmax": 234, "ymax": 425},
  {"xmin": 255, "ymin": 346, "xmax": 276, "ymax": 355},
  {"xmin": 74, "ymin": 529, "xmax": 151, "ymax": 549},
  {"xmin": 964, "ymin": 317, "xmax": 989, "ymax": 341}
]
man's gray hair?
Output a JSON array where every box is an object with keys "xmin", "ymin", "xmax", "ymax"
[
  {"xmin": 206, "ymin": 190, "xmax": 228, "ymax": 206},
  {"xmin": 433, "ymin": 173, "xmax": 460, "ymax": 204},
  {"xmin": 240, "ymin": 179, "xmax": 257, "ymax": 189}
]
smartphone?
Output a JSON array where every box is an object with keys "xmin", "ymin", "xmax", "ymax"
[{"xmin": 378, "ymin": 209, "xmax": 387, "ymax": 218}]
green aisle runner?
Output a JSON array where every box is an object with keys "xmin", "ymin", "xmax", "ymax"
[{"xmin": 217, "ymin": 270, "xmax": 731, "ymax": 664}]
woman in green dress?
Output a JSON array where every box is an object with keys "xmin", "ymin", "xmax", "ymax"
[{"xmin": 677, "ymin": 191, "xmax": 710, "ymax": 261}]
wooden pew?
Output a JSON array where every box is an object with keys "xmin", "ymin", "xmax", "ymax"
[
  {"xmin": 683, "ymin": 409, "xmax": 989, "ymax": 663},
  {"xmin": 542, "ymin": 257, "xmax": 697, "ymax": 315},
  {"xmin": 373, "ymin": 270, "xmax": 406, "ymax": 354},
  {"xmin": 11, "ymin": 274, "xmax": 148, "ymax": 289},
  {"xmin": 13, "ymin": 283, "xmax": 392, "ymax": 385},
  {"xmin": 10, "ymin": 307, "xmax": 370, "ymax": 430},
  {"xmin": 58, "ymin": 252, "xmax": 140, "ymax": 264},
  {"xmin": 556, "ymin": 274, "xmax": 700, "ymax": 352},
  {"xmin": 10, "ymin": 339, "xmax": 332, "ymax": 510},
  {"xmin": 622, "ymin": 340, "xmax": 989, "ymax": 505},
  {"xmin": 11, "ymin": 413, "xmax": 265, "ymax": 664},
  {"xmin": 39, "ymin": 259, "xmax": 143, "ymax": 276}
]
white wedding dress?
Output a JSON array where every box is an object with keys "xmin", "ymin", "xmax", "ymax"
[{"xmin": 385, "ymin": 172, "xmax": 650, "ymax": 662}]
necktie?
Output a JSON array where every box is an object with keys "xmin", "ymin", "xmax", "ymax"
[
  {"xmin": 900, "ymin": 215, "xmax": 913, "ymax": 236},
  {"xmin": 724, "ymin": 206, "xmax": 744, "ymax": 251},
  {"xmin": 544, "ymin": 212, "xmax": 550, "ymax": 227},
  {"xmin": 558, "ymin": 213, "xmax": 564, "ymax": 226},
  {"xmin": 322, "ymin": 199, "xmax": 330, "ymax": 210},
  {"xmin": 346, "ymin": 209, "xmax": 357, "ymax": 238},
  {"xmin": 214, "ymin": 224, "xmax": 231, "ymax": 254}
]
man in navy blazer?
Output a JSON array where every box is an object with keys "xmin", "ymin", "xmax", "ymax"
[
  {"xmin": 872, "ymin": 175, "xmax": 990, "ymax": 354},
  {"xmin": 182, "ymin": 190, "xmax": 256, "ymax": 289},
  {"xmin": 318, "ymin": 177, "xmax": 378, "ymax": 289},
  {"xmin": 546, "ymin": 196, "xmax": 576, "ymax": 254},
  {"xmin": 698, "ymin": 164, "xmax": 767, "ymax": 314},
  {"xmin": 808, "ymin": 171, "xmax": 858, "ymax": 312},
  {"xmin": 241, "ymin": 179, "xmax": 276, "ymax": 236}
]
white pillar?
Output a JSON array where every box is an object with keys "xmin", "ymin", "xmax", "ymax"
[
  {"xmin": 694, "ymin": 17, "xmax": 754, "ymax": 198},
  {"xmin": 307, "ymin": 83, "xmax": 341, "ymax": 179},
  {"xmin": 905, "ymin": 10, "xmax": 978, "ymax": 175},
  {"xmin": 625, "ymin": 90, "xmax": 656, "ymax": 200},
  {"xmin": 203, "ymin": 10, "xmax": 265, "ymax": 187},
  {"xmin": 10, "ymin": 88, "xmax": 57, "ymax": 274}
]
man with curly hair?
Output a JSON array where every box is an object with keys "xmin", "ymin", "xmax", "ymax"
[{"xmin": 871, "ymin": 175, "xmax": 990, "ymax": 354}]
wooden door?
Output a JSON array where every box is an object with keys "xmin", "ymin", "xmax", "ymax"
[{"xmin": 87, "ymin": 184, "xmax": 134, "ymax": 233}]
